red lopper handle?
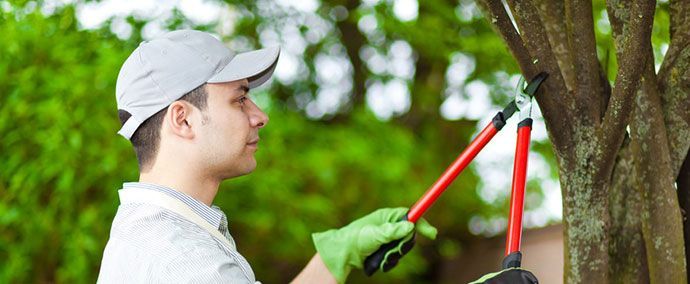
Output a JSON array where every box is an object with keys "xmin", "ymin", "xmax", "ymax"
[
  {"xmin": 407, "ymin": 122, "xmax": 500, "ymax": 223},
  {"xmin": 505, "ymin": 118, "xmax": 532, "ymax": 256}
]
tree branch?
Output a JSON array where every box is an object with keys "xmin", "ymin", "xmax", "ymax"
[
  {"xmin": 504, "ymin": 0, "xmax": 571, "ymax": 103},
  {"xmin": 677, "ymin": 153, "xmax": 690, "ymax": 281},
  {"xmin": 480, "ymin": 0, "xmax": 574, "ymax": 158},
  {"xmin": 669, "ymin": 0, "xmax": 690, "ymax": 43},
  {"xmin": 595, "ymin": 0, "xmax": 655, "ymax": 178},
  {"xmin": 630, "ymin": 46, "xmax": 687, "ymax": 283},
  {"xmin": 605, "ymin": 0, "xmax": 630, "ymax": 68},
  {"xmin": 658, "ymin": 0, "xmax": 690, "ymax": 77},
  {"xmin": 532, "ymin": 0, "xmax": 576, "ymax": 91},
  {"xmin": 657, "ymin": 0, "xmax": 690, "ymax": 177},
  {"xmin": 477, "ymin": 0, "xmax": 535, "ymax": 75},
  {"xmin": 565, "ymin": 0, "xmax": 605, "ymax": 124}
]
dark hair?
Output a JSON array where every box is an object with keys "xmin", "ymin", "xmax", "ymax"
[{"xmin": 118, "ymin": 84, "xmax": 208, "ymax": 171}]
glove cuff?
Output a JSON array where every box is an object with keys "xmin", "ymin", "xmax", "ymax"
[{"xmin": 312, "ymin": 231, "xmax": 351, "ymax": 284}]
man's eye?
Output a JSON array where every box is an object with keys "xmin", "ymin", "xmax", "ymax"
[{"xmin": 238, "ymin": 97, "xmax": 247, "ymax": 104}]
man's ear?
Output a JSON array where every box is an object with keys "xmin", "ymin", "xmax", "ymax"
[{"xmin": 165, "ymin": 101, "xmax": 196, "ymax": 139}]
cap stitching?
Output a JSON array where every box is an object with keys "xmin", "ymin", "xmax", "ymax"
[
  {"xmin": 176, "ymin": 39, "xmax": 220, "ymax": 71},
  {"xmin": 139, "ymin": 47, "xmax": 171, "ymax": 102}
]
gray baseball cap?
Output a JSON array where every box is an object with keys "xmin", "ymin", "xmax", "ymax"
[{"xmin": 115, "ymin": 29, "xmax": 280, "ymax": 140}]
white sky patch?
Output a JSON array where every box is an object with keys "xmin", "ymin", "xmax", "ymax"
[
  {"xmin": 256, "ymin": 9, "xmax": 334, "ymax": 93},
  {"xmin": 366, "ymin": 79, "xmax": 411, "ymax": 120},
  {"xmin": 530, "ymin": 104, "xmax": 549, "ymax": 141},
  {"xmin": 656, "ymin": 43, "xmax": 669, "ymax": 72},
  {"xmin": 259, "ymin": 28, "xmax": 281, "ymax": 50},
  {"xmin": 1, "ymin": 1, "xmax": 11, "ymax": 12},
  {"xmin": 40, "ymin": 0, "xmax": 75, "ymax": 15},
  {"xmin": 275, "ymin": 52, "xmax": 301, "ymax": 84},
  {"xmin": 72, "ymin": 0, "xmax": 226, "ymax": 40},
  {"xmin": 360, "ymin": 41, "xmax": 415, "ymax": 81},
  {"xmin": 275, "ymin": 0, "xmax": 319, "ymax": 13},
  {"xmin": 361, "ymin": 0, "xmax": 383, "ymax": 6},
  {"xmin": 362, "ymin": 46, "xmax": 388, "ymax": 75},
  {"xmin": 178, "ymin": 0, "xmax": 223, "ymax": 24},
  {"xmin": 110, "ymin": 16, "xmax": 133, "ymax": 39},
  {"xmin": 446, "ymin": 53, "xmax": 476, "ymax": 87},
  {"xmin": 542, "ymin": 180, "xmax": 563, "ymax": 220},
  {"xmin": 272, "ymin": 21, "xmax": 308, "ymax": 53},
  {"xmin": 469, "ymin": 215, "xmax": 508, "ymax": 237},
  {"xmin": 315, "ymin": 53, "xmax": 350, "ymax": 85},
  {"xmin": 463, "ymin": 81, "xmax": 493, "ymax": 119},
  {"xmin": 441, "ymin": 52, "xmax": 477, "ymax": 120},
  {"xmin": 307, "ymin": 85, "xmax": 351, "ymax": 119},
  {"xmin": 388, "ymin": 40, "xmax": 415, "ymax": 79},
  {"xmin": 440, "ymin": 80, "xmax": 493, "ymax": 121},
  {"xmin": 142, "ymin": 19, "xmax": 168, "ymax": 39},
  {"xmin": 357, "ymin": 14, "xmax": 378, "ymax": 35},
  {"xmin": 440, "ymin": 93, "xmax": 467, "ymax": 121},
  {"xmin": 386, "ymin": 79, "xmax": 412, "ymax": 114},
  {"xmin": 392, "ymin": 0, "xmax": 418, "ymax": 21},
  {"xmin": 597, "ymin": 9, "xmax": 611, "ymax": 35},
  {"xmin": 303, "ymin": 14, "xmax": 331, "ymax": 44},
  {"xmin": 305, "ymin": 46, "xmax": 354, "ymax": 119},
  {"xmin": 455, "ymin": 0, "xmax": 480, "ymax": 23},
  {"xmin": 77, "ymin": 0, "xmax": 220, "ymax": 28},
  {"xmin": 661, "ymin": 43, "xmax": 669, "ymax": 56}
]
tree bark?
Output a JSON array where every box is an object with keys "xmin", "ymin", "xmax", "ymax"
[
  {"xmin": 630, "ymin": 48, "xmax": 687, "ymax": 283},
  {"xmin": 658, "ymin": 0, "xmax": 690, "ymax": 177},
  {"xmin": 678, "ymin": 154, "xmax": 690, "ymax": 281},
  {"xmin": 478, "ymin": 0, "xmax": 689, "ymax": 282},
  {"xmin": 564, "ymin": 0, "xmax": 604, "ymax": 124},
  {"xmin": 532, "ymin": 0, "xmax": 576, "ymax": 92},
  {"xmin": 609, "ymin": 136, "xmax": 649, "ymax": 283}
]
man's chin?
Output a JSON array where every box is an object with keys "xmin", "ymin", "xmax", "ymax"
[{"xmin": 219, "ymin": 161, "xmax": 257, "ymax": 180}]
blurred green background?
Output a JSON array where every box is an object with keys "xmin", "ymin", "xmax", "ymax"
[{"xmin": 0, "ymin": 0, "xmax": 670, "ymax": 283}]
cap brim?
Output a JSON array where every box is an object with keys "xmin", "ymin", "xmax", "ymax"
[{"xmin": 207, "ymin": 46, "xmax": 280, "ymax": 89}]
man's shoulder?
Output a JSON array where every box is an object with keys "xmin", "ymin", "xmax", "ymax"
[
  {"xmin": 98, "ymin": 203, "xmax": 256, "ymax": 283},
  {"xmin": 108, "ymin": 203, "xmax": 223, "ymax": 252}
]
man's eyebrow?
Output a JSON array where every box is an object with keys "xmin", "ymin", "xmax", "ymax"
[{"xmin": 237, "ymin": 85, "xmax": 250, "ymax": 94}]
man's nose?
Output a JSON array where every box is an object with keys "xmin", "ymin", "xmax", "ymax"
[{"xmin": 249, "ymin": 100, "xmax": 268, "ymax": 128}]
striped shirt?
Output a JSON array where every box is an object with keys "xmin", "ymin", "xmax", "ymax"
[{"xmin": 97, "ymin": 182, "xmax": 258, "ymax": 283}]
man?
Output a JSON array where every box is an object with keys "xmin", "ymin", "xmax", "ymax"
[
  {"xmin": 97, "ymin": 29, "xmax": 436, "ymax": 283},
  {"xmin": 98, "ymin": 29, "xmax": 537, "ymax": 283}
]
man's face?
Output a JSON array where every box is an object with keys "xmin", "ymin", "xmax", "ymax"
[{"xmin": 197, "ymin": 79, "xmax": 268, "ymax": 179}]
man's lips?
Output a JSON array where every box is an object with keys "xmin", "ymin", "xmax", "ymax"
[{"xmin": 247, "ymin": 138, "xmax": 260, "ymax": 146}]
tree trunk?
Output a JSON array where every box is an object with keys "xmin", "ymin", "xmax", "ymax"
[{"xmin": 478, "ymin": 0, "xmax": 688, "ymax": 282}]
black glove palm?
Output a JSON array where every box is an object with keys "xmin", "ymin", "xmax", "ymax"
[{"xmin": 469, "ymin": 268, "xmax": 538, "ymax": 284}]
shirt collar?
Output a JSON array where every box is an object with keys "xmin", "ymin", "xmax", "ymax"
[{"xmin": 122, "ymin": 182, "xmax": 224, "ymax": 229}]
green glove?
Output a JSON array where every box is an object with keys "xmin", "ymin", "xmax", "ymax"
[{"xmin": 312, "ymin": 207, "xmax": 437, "ymax": 283}]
